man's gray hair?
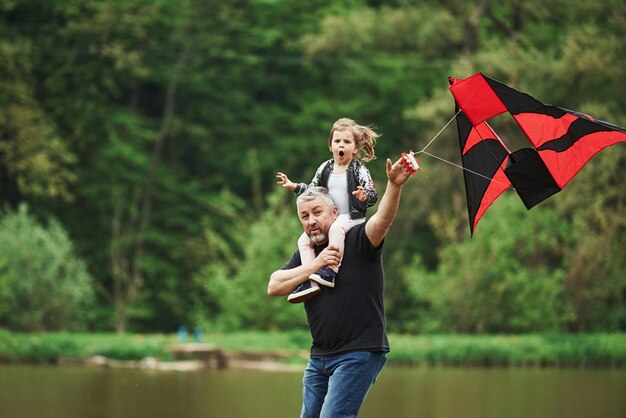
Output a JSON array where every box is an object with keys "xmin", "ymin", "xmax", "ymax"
[{"xmin": 296, "ymin": 186, "xmax": 335, "ymax": 208}]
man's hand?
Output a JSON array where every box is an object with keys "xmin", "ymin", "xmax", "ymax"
[
  {"xmin": 352, "ymin": 186, "xmax": 367, "ymax": 202},
  {"xmin": 268, "ymin": 245, "xmax": 340, "ymax": 297},
  {"xmin": 386, "ymin": 157, "xmax": 413, "ymax": 186},
  {"xmin": 313, "ymin": 245, "xmax": 340, "ymax": 270}
]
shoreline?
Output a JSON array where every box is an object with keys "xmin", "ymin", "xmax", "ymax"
[
  {"xmin": 2, "ymin": 331, "xmax": 625, "ymax": 370},
  {"xmin": 55, "ymin": 353, "xmax": 304, "ymax": 372}
]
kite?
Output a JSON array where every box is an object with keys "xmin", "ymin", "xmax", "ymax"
[{"xmin": 446, "ymin": 72, "xmax": 626, "ymax": 236}]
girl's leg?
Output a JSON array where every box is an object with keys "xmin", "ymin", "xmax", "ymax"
[
  {"xmin": 309, "ymin": 216, "xmax": 359, "ymax": 287},
  {"xmin": 327, "ymin": 221, "xmax": 348, "ymax": 273},
  {"xmin": 327, "ymin": 215, "xmax": 364, "ymax": 272},
  {"xmin": 297, "ymin": 232, "xmax": 319, "ymax": 291},
  {"xmin": 298, "ymin": 232, "xmax": 316, "ymax": 265}
]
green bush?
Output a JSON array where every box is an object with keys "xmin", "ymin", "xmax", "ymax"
[
  {"xmin": 95, "ymin": 341, "xmax": 171, "ymax": 361},
  {"xmin": 404, "ymin": 194, "xmax": 574, "ymax": 334},
  {"xmin": 196, "ymin": 190, "xmax": 308, "ymax": 331},
  {"xmin": 0, "ymin": 205, "xmax": 95, "ymax": 331},
  {"xmin": 0, "ymin": 330, "xmax": 82, "ymax": 363}
]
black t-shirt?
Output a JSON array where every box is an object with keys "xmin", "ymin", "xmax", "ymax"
[{"xmin": 281, "ymin": 222, "xmax": 390, "ymax": 357}]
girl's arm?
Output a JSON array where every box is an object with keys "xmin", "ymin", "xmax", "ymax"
[
  {"xmin": 358, "ymin": 163, "xmax": 378, "ymax": 207},
  {"xmin": 276, "ymin": 172, "xmax": 297, "ymax": 192},
  {"xmin": 294, "ymin": 160, "xmax": 329, "ymax": 195}
]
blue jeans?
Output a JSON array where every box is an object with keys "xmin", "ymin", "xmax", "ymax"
[{"xmin": 300, "ymin": 351, "xmax": 388, "ymax": 418}]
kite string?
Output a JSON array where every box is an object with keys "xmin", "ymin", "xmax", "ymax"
[
  {"xmin": 413, "ymin": 110, "xmax": 515, "ymax": 190},
  {"xmin": 419, "ymin": 151, "xmax": 514, "ymax": 188},
  {"xmin": 418, "ymin": 109, "xmax": 461, "ymax": 153}
]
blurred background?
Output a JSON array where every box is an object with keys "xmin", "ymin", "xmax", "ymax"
[
  {"xmin": 2, "ymin": 0, "xmax": 624, "ymax": 336},
  {"xmin": 0, "ymin": 0, "xmax": 626, "ymax": 418}
]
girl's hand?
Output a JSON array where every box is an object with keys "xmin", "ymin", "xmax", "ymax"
[
  {"xmin": 352, "ymin": 186, "xmax": 367, "ymax": 202},
  {"xmin": 276, "ymin": 172, "xmax": 296, "ymax": 191}
]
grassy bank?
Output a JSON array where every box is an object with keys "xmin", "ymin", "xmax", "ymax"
[
  {"xmin": 389, "ymin": 333, "xmax": 626, "ymax": 367},
  {"xmin": 0, "ymin": 329, "xmax": 624, "ymax": 367}
]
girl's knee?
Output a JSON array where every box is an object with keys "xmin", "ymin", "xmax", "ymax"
[
  {"xmin": 329, "ymin": 222, "xmax": 347, "ymax": 235},
  {"xmin": 298, "ymin": 232, "xmax": 312, "ymax": 245}
]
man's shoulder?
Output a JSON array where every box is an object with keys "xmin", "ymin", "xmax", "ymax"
[
  {"xmin": 281, "ymin": 249, "xmax": 302, "ymax": 270},
  {"xmin": 347, "ymin": 221, "xmax": 367, "ymax": 237},
  {"xmin": 346, "ymin": 221, "xmax": 382, "ymax": 256}
]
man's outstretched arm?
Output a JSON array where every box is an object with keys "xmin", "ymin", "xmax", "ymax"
[{"xmin": 365, "ymin": 157, "xmax": 412, "ymax": 248}]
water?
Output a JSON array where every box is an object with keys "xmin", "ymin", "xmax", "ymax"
[{"xmin": 1, "ymin": 365, "xmax": 625, "ymax": 418}]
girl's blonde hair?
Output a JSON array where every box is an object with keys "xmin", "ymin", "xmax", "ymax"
[{"xmin": 328, "ymin": 118, "xmax": 379, "ymax": 163}]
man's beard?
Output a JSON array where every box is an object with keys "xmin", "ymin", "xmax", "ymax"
[{"xmin": 309, "ymin": 232, "xmax": 327, "ymax": 245}]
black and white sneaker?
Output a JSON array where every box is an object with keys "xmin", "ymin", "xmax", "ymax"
[
  {"xmin": 287, "ymin": 281, "xmax": 321, "ymax": 304},
  {"xmin": 309, "ymin": 267, "xmax": 336, "ymax": 287}
]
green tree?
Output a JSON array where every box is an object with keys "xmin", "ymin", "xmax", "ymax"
[
  {"xmin": 556, "ymin": 147, "xmax": 626, "ymax": 331},
  {"xmin": 404, "ymin": 194, "xmax": 574, "ymax": 333},
  {"xmin": 0, "ymin": 205, "xmax": 94, "ymax": 331},
  {"xmin": 0, "ymin": 0, "xmax": 623, "ymax": 334},
  {"xmin": 196, "ymin": 190, "xmax": 307, "ymax": 331},
  {"xmin": 0, "ymin": 20, "xmax": 76, "ymax": 205}
]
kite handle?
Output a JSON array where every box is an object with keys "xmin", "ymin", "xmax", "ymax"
[{"xmin": 402, "ymin": 150, "xmax": 422, "ymax": 175}]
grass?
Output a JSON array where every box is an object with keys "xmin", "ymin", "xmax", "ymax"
[
  {"xmin": 388, "ymin": 333, "xmax": 626, "ymax": 367},
  {"xmin": 0, "ymin": 331, "xmax": 173, "ymax": 363},
  {"xmin": 0, "ymin": 329, "xmax": 625, "ymax": 367}
]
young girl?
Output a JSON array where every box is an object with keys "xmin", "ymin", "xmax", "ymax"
[{"xmin": 276, "ymin": 118, "xmax": 379, "ymax": 303}]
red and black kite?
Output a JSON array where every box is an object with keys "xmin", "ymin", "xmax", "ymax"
[{"xmin": 448, "ymin": 73, "xmax": 626, "ymax": 235}]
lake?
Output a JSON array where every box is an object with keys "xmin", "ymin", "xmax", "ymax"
[{"xmin": 1, "ymin": 364, "xmax": 625, "ymax": 417}]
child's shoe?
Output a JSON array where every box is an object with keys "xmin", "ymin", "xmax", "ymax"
[
  {"xmin": 287, "ymin": 280, "xmax": 321, "ymax": 304},
  {"xmin": 309, "ymin": 267, "xmax": 336, "ymax": 287}
]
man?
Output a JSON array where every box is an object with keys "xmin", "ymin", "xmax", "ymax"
[{"xmin": 267, "ymin": 156, "xmax": 413, "ymax": 417}]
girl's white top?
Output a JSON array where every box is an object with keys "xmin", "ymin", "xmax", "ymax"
[{"xmin": 327, "ymin": 172, "xmax": 349, "ymax": 215}]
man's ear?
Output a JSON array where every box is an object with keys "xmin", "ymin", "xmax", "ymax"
[{"xmin": 332, "ymin": 206, "xmax": 338, "ymax": 218}]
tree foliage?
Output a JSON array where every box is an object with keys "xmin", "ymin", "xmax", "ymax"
[
  {"xmin": 403, "ymin": 194, "xmax": 574, "ymax": 333},
  {"xmin": 0, "ymin": 205, "xmax": 94, "ymax": 331},
  {"xmin": 194, "ymin": 190, "xmax": 307, "ymax": 331},
  {"xmin": 0, "ymin": 0, "xmax": 623, "ymax": 333}
]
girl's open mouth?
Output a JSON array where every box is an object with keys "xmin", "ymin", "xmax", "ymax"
[{"xmin": 339, "ymin": 151, "xmax": 345, "ymax": 157}]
